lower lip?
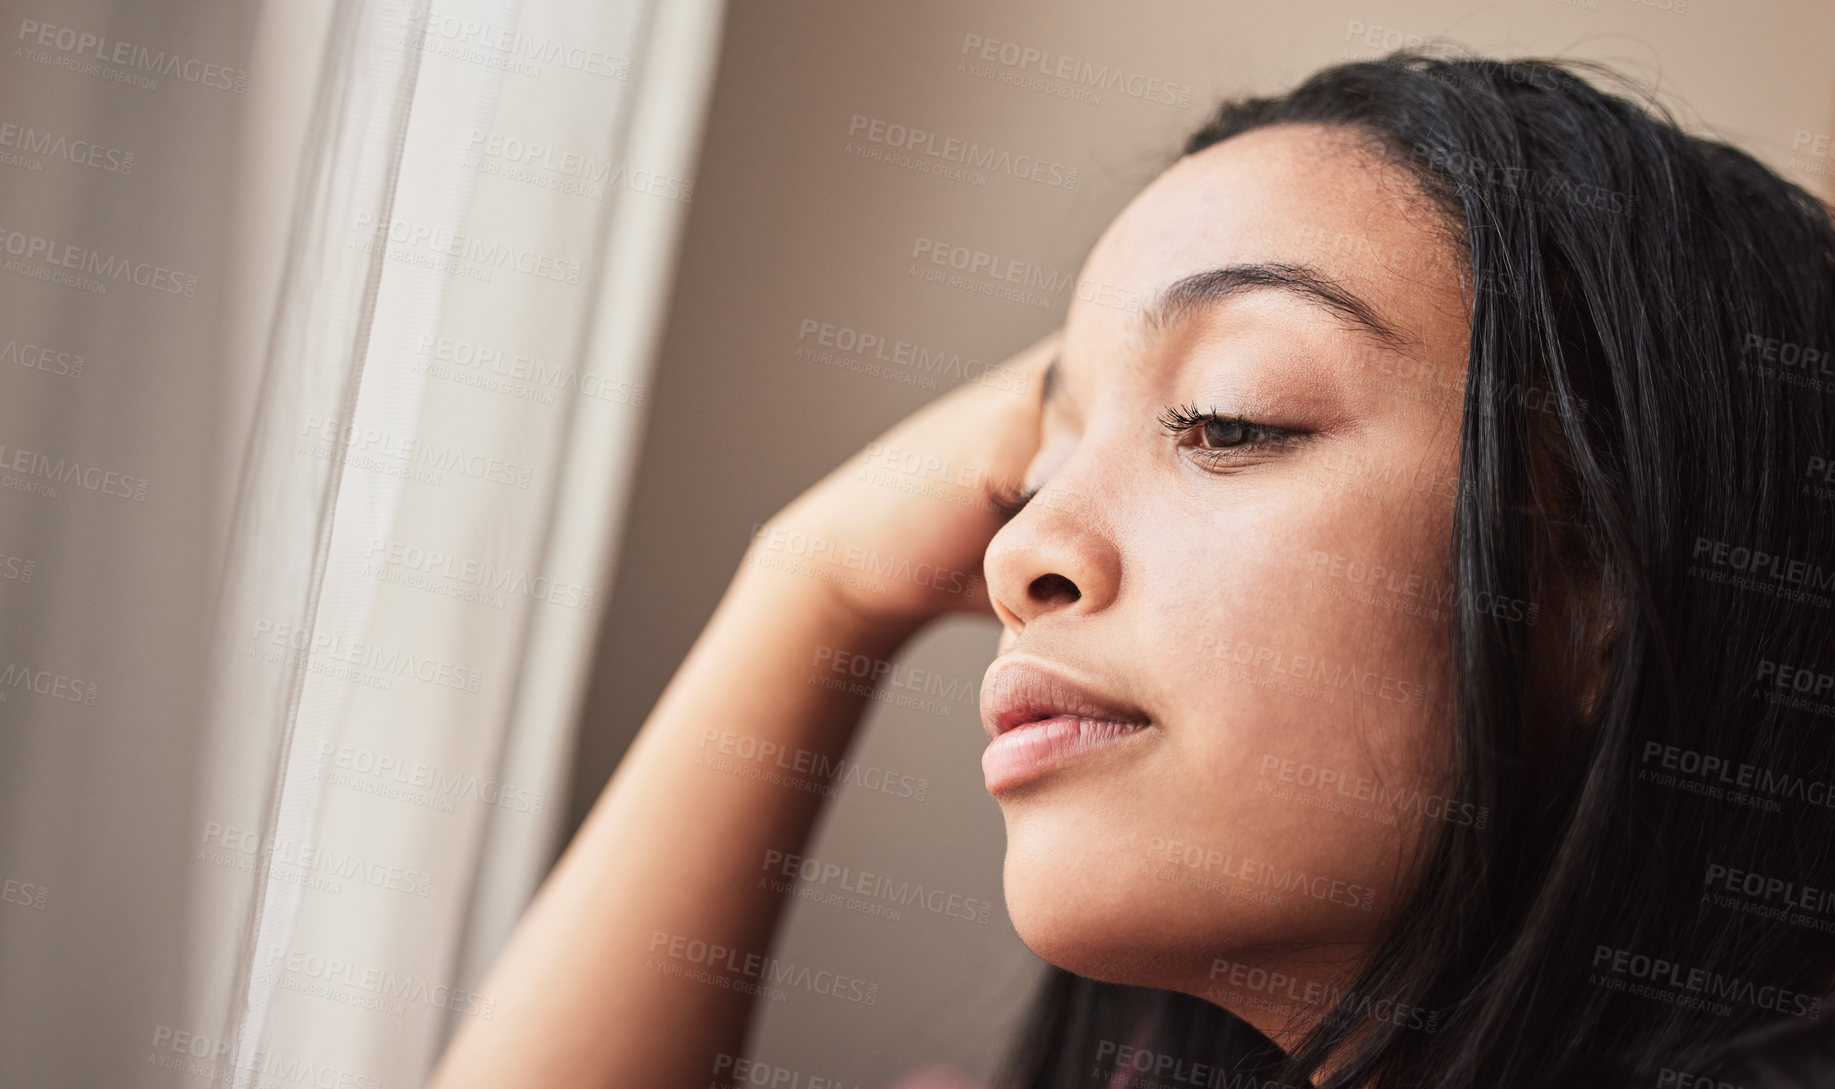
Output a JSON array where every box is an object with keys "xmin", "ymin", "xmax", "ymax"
[{"xmin": 982, "ymin": 715, "xmax": 1152, "ymax": 793}]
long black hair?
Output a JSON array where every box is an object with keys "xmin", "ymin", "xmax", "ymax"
[{"xmin": 999, "ymin": 52, "xmax": 1835, "ymax": 1089}]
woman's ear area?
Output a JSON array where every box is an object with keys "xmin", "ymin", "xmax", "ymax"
[
  {"xmin": 1519, "ymin": 513, "xmax": 1624, "ymax": 772},
  {"xmin": 1571, "ymin": 577, "xmax": 1622, "ymax": 725}
]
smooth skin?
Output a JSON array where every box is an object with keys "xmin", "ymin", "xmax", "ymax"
[{"xmin": 428, "ymin": 122, "xmax": 1472, "ymax": 1088}]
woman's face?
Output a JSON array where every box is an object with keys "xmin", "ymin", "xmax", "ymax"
[{"xmin": 981, "ymin": 123, "xmax": 1472, "ymax": 1035}]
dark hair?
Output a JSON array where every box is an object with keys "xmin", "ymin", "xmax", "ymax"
[{"xmin": 999, "ymin": 52, "xmax": 1835, "ymax": 1089}]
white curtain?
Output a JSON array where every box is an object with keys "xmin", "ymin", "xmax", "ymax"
[{"xmin": 0, "ymin": 0, "xmax": 723, "ymax": 1084}]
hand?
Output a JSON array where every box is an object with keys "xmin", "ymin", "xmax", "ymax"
[{"xmin": 743, "ymin": 329, "xmax": 1061, "ymax": 638}]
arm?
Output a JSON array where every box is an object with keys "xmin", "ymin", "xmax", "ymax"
[{"xmin": 427, "ymin": 332, "xmax": 1058, "ymax": 1089}]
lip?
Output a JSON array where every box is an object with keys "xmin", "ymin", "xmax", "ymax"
[{"xmin": 979, "ymin": 658, "xmax": 1153, "ymax": 793}]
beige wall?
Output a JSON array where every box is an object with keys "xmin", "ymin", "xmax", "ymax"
[{"xmin": 568, "ymin": 1, "xmax": 1835, "ymax": 1084}]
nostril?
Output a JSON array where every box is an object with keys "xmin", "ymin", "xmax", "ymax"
[{"xmin": 1028, "ymin": 573, "xmax": 1080, "ymax": 606}]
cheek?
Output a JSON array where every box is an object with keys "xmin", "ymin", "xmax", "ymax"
[
  {"xmin": 1001, "ymin": 484, "xmax": 1457, "ymax": 989},
  {"xmin": 1164, "ymin": 481, "xmax": 1457, "ymax": 818},
  {"xmin": 989, "ymin": 408, "xmax": 1468, "ymax": 1002},
  {"xmin": 1155, "ymin": 480, "xmax": 1451, "ymax": 717},
  {"xmin": 1166, "ymin": 506, "xmax": 1447, "ymax": 863}
]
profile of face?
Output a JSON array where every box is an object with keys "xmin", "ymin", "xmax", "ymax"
[{"xmin": 980, "ymin": 123, "xmax": 1475, "ymax": 1037}]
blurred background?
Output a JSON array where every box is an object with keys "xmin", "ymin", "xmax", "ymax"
[{"xmin": 1, "ymin": 0, "xmax": 1830, "ymax": 1086}]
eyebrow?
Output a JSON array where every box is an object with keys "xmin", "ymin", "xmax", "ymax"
[
  {"xmin": 1041, "ymin": 262, "xmax": 1403, "ymax": 410},
  {"xmin": 1139, "ymin": 261, "xmax": 1407, "ymax": 348}
]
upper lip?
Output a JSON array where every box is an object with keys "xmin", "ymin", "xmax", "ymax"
[{"xmin": 980, "ymin": 657, "xmax": 1151, "ymax": 741}]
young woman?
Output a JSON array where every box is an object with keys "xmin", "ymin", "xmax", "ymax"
[{"xmin": 429, "ymin": 54, "xmax": 1835, "ymax": 1088}]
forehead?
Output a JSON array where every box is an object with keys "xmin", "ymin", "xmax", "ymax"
[{"xmin": 1070, "ymin": 122, "xmax": 1469, "ymax": 362}]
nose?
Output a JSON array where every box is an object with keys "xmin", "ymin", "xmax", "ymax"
[{"xmin": 983, "ymin": 460, "xmax": 1122, "ymax": 635}]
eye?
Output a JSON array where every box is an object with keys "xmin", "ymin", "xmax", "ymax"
[
  {"xmin": 1156, "ymin": 403, "xmax": 1306, "ymax": 469},
  {"xmin": 989, "ymin": 478, "xmax": 1041, "ymax": 522}
]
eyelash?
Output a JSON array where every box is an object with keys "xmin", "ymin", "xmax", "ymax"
[
  {"xmin": 989, "ymin": 405, "xmax": 1305, "ymax": 521},
  {"xmin": 989, "ymin": 479, "xmax": 1039, "ymax": 522},
  {"xmin": 1157, "ymin": 403, "xmax": 1306, "ymax": 468}
]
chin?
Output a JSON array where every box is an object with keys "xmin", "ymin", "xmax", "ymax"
[
  {"xmin": 997, "ymin": 801, "xmax": 1203, "ymax": 991},
  {"xmin": 996, "ymin": 791, "xmax": 1393, "ymax": 1001}
]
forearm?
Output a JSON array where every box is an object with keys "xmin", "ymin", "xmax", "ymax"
[{"xmin": 429, "ymin": 555, "xmax": 919, "ymax": 1089}]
